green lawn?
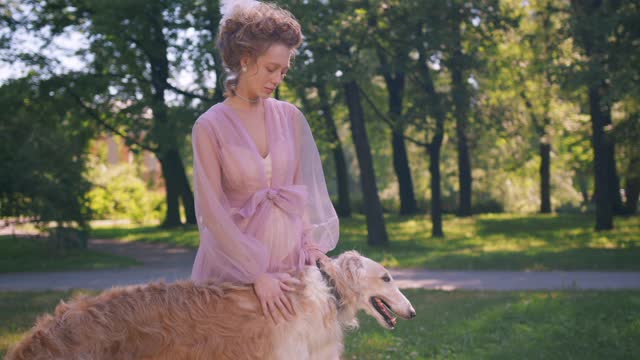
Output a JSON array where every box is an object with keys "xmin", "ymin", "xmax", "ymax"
[
  {"xmin": 1, "ymin": 289, "xmax": 638, "ymax": 359},
  {"xmin": 0, "ymin": 236, "xmax": 140, "ymax": 273},
  {"xmin": 91, "ymin": 213, "xmax": 640, "ymax": 271},
  {"xmin": 345, "ymin": 289, "xmax": 640, "ymax": 359}
]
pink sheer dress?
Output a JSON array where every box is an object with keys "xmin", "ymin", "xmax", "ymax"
[{"xmin": 190, "ymin": 97, "xmax": 339, "ymax": 285}]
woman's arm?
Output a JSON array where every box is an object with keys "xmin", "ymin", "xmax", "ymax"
[
  {"xmin": 191, "ymin": 119, "xmax": 269, "ymax": 284},
  {"xmin": 292, "ymin": 108, "xmax": 340, "ymax": 264}
]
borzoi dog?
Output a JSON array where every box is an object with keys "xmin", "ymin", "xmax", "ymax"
[{"xmin": 6, "ymin": 251, "xmax": 416, "ymax": 360}]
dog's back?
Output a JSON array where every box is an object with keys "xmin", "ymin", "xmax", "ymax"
[{"xmin": 5, "ymin": 281, "xmax": 276, "ymax": 360}]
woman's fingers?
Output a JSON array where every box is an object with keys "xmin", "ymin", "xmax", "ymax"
[
  {"xmin": 306, "ymin": 249, "xmax": 330, "ymax": 266},
  {"xmin": 280, "ymin": 293, "xmax": 296, "ymax": 317},
  {"xmin": 260, "ymin": 300, "xmax": 271, "ymax": 323},
  {"xmin": 277, "ymin": 273, "xmax": 301, "ymax": 286},
  {"xmin": 280, "ymin": 282, "xmax": 295, "ymax": 292},
  {"xmin": 265, "ymin": 300, "xmax": 280, "ymax": 324},
  {"xmin": 274, "ymin": 297, "xmax": 293, "ymax": 321}
]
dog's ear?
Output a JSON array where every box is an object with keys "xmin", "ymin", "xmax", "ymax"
[{"xmin": 340, "ymin": 252, "xmax": 365, "ymax": 283}]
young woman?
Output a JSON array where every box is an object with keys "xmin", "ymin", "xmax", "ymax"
[{"xmin": 190, "ymin": 1, "xmax": 339, "ymax": 324}]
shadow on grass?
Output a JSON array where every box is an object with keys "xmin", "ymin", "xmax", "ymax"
[
  {"xmin": 0, "ymin": 236, "xmax": 140, "ymax": 273},
  {"xmin": 90, "ymin": 225, "xmax": 199, "ymax": 248}
]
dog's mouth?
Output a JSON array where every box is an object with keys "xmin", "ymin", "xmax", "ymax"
[{"xmin": 370, "ymin": 297, "xmax": 397, "ymax": 329}]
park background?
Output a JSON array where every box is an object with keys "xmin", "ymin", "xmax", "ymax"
[{"xmin": 1, "ymin": 0, "xmax": 639, "ymax": 358}]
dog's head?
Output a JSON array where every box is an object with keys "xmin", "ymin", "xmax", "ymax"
[{"xmin": 332, "ymin": 251, "xmax": 416, "ymax": 329}]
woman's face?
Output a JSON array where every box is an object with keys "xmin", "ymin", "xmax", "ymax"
[{"xmin": 239, "ymin": 43, "xmax": 292, "ymax": 98}]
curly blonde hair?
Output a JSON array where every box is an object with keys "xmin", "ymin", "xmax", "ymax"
[{"xmin": 217, "ymin": 2, "xmax": 303, "ymax": 97}]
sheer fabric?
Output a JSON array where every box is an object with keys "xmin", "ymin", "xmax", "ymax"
[{"xmin": 191, "ymin": 97, "xmax": 339, "ymax": 285}]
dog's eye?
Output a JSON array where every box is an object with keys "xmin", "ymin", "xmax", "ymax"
[{"xmin": 382, "ymin": 275, "xmax": 391, "ymax": 283}]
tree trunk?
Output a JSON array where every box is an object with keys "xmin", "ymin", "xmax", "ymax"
[
  {"xmin": 317, "ymin": 85, "xmax": 351, "ymax": 217},
  {"xmin": 451, "ymin": 49, "xmax": 472, "ymax": 217},
  {"xmin": 177, "ymin": 153, "xmax": 196, "ymax": 224},
  {"xmin": 159, "ymin": 149, "xmax": 182, "ymax": 227},
  {"xmin": 589, "ymin": 83, "xmax": 614, "ymax": 230},
  {"xmin": 385, "ymin": 73, "xmax": 418, "ymax": 215},
  {"xmin": 417, "ymin": 49, "xmax": 447, "ymax": 237},
  {"xmin": 344, "ymin": 80, "xmax": 388, "ymax": 246},
  {"xmin": 540, "ymin": 142, "xmax": 552, "ymax": 213},
  {"xmin": 428, "ymin": 141, "xmax": 444, "ymax": 237},
  {"xmin": 392, "ymin": 131, "xmax": 417, "ymax": 214},
  {"xmin": 623, "ymin": 156, "xmax": 640, "ymax": 214},
  {"xmin": 450, "ymin": 11, "xmax": 472, "ymax": 218}
]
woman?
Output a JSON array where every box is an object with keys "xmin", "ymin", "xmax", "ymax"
[{"xmin": 190, "ymin": 0, "xmax": 339, "ymax": 325}]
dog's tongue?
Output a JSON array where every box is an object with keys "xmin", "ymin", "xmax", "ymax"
[{"xmin": 375, "ymin": 298, "xmax": 397, "ymax": 325}]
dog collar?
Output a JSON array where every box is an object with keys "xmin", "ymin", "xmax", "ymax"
[{"xmin": 317, "ymin": 262, "xmax": 344, "ymax": 310}]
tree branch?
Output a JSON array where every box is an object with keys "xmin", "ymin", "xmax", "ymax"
[
  {"xmin": 66, "ymin": 88, "xmax": 158, "ymax": 153},
  {"xmin": 356, "ymin": 83, "xmax": 428, "ymax": 147},
  {"xmin": 164, "ymin": 81, "xmax": 215, "ymax": 102}
]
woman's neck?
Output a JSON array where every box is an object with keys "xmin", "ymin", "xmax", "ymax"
[{"xmin": 225, "ymin": 94, "xmax": 263, "ymax": 112}]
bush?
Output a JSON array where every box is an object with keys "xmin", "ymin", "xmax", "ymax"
[{"xmin": 87, "ymin": 163, "xmax": 165, "ymax": 224}]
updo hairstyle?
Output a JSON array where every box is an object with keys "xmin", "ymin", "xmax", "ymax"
[{"xmin": 217, "ymin": 2, "xmax": 303, "ymax": 97}]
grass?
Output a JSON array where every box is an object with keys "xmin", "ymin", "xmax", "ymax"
[
  {"xmin": 344, "ymin": 289, "xmax": 640, "ymax": 359},
  {"xmin": 0, "ymin": 236, "xmax": 140, "ymax": 273},
  {"xmin": 91, "ymin": 213, "xmax": 640, "ymax": 271},
  {"xmin": 1, "ymin": 289, "xmax": 638, "ymax": 359}
]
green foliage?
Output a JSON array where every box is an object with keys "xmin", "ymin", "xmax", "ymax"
[
  {"xmin": 86, "ymin": 160, "xmax": 165, "ymax": 224},
  {"xmin": 0, "ymin": 75, "xmax": 94, "ymax": 231}
]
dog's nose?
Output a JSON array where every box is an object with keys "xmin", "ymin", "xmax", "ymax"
[{"xmin": 409, "ymin": 309, "xmax": 416, "ymax": 319}]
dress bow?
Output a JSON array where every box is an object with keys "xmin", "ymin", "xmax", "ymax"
[{"xmin": 231, "ymin": 184, "xmax": 307, "ymax": 220}]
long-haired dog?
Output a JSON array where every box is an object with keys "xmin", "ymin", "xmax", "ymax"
[{"xmin": 6, "ymin": 251, "xmax": 416, "ymax": 360}]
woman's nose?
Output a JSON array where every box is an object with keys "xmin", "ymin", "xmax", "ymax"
[{"xmin": 271, "ymin": 73, "xmax": 283, "ymax": 85}]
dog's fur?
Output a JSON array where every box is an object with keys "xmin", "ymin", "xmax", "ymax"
[{"xmin": 6, "ymin": 251, "xmax": 415, "ymax": 360}]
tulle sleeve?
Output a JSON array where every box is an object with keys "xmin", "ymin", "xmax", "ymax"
[
  {"xmin": 190, "ymin": 119, "xmax": 269, "ymax": 285},
  {"xmin": 293, "ymin": 109, "xmax": 340, "ymax": 257}
]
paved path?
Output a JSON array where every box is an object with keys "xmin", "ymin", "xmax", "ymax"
[{"xmin": 1, "ymin": 238, "xmax": 639, "ymax": 291}]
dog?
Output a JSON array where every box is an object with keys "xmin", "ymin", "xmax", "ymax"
[{"xmin": 6, "ymin": 251, "xmax": 416, "ymax": 360}]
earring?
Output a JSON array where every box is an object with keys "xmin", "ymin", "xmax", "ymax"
[{"xmin": 242, "ymin": 66, "xmax": 247, "ymax": 72}]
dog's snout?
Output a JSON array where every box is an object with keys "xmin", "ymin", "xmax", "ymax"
[{"xmin": 409, "ymin": 309, "xmax": 416, "ymax": 319}]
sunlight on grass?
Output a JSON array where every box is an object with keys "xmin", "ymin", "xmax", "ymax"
[{"xmin": 90, "ymin": 213, "xmax": 640, "ymax": 271}]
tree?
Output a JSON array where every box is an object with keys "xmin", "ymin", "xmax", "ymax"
[
  {"xmin": 22, "ymin": 0, "xmax": 229, "ymax": 227},
  {"xmin": 365, "ymin": 0, "xmax": 418, "ymax": 215},
  {"xmin": 0, "ymin": 75, "xmax": 95, "ymax": 247},
  {"xmin": 509, "ymin": 0, "xmax": 568, "ymax": 213},
  {"xmin": 287, "ymin": 0, "xmax": 353, "ymax": 217},
  {"xmin": 569, "ymin": 0, "xmax": 633, "ymax": 229},
  {"xmin": 304, "ymin": 0, "xmax": 389, "ymax": 246}
]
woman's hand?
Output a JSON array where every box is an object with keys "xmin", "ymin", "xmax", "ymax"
[
  {"xmin": 306, "ymin": 248, "xmax": 330, "ymax": 267},
  {"xmin": 253, "ymin": 272, "xmax": 300, "ymax": 324}
]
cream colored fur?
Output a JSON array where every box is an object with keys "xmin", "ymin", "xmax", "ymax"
[{"xmin": 6, "ymin": 251, "xmax": 415, "ymax": 360}]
